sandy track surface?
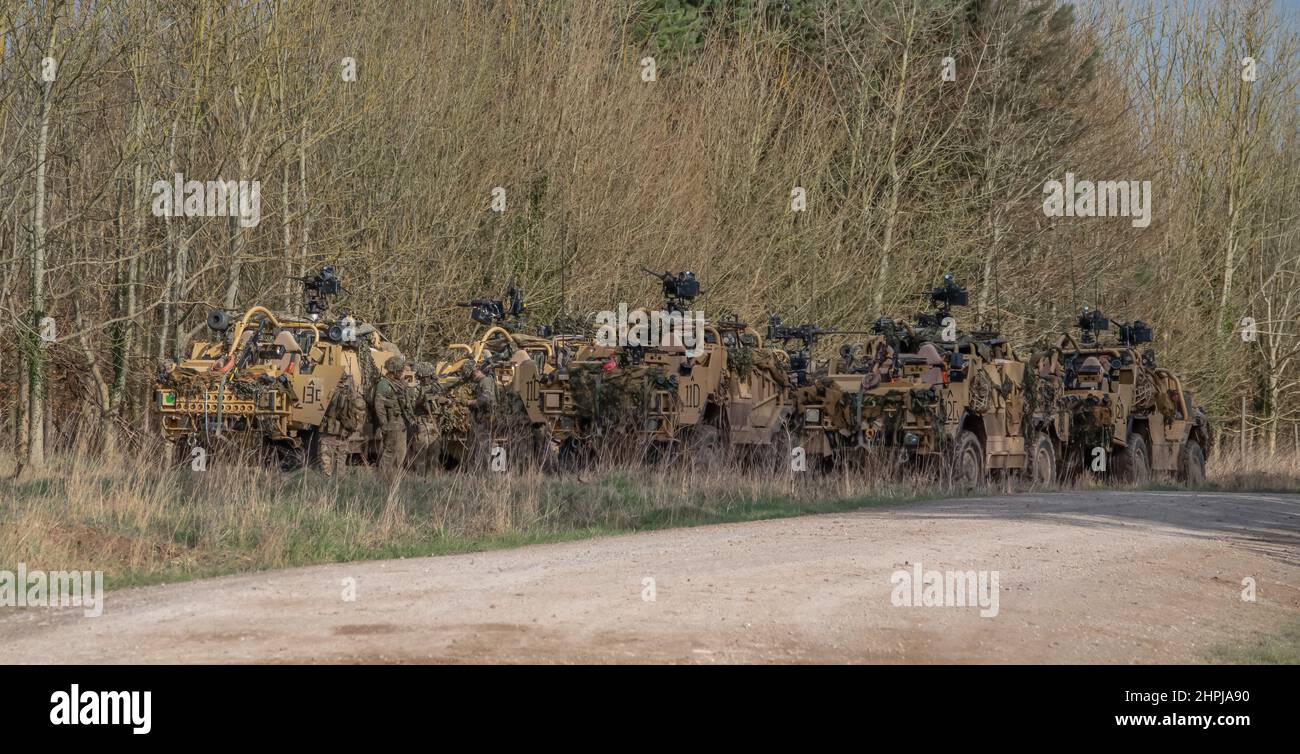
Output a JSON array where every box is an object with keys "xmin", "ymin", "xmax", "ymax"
[{"xmin": 2, "ymin": 490, "xmax": 1297, "ymax": 663}]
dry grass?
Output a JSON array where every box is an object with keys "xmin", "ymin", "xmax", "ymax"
[
  {"xmin": 1205, "ymin": 446, "xmax": 1300, "ymax": 493},
  {"xmin": 2, "ymin": 444, "xmax": 1294, "ymax": 589},
  {"xmin": 0, "ymin": 448, "xmax": 936, "ymax": 588}
]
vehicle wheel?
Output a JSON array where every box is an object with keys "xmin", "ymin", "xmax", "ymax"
[
  {"xmin": 1025, "ymin": 433, "xmax": 1057, "ymax": 487},
  {"xmin": 952, "ymin": 430, "xmax": 985, "ymax": 488},
  {"xmin": 1115, "ymin": 432, "xmax": 1151, "ymax": 484},
  {"xmin": 1179, "ymin": 440, "xmax": 1206, "ymax": 485}
]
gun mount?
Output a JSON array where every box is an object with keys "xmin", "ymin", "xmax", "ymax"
[
  {"xmin": 642, "ymin": 268, "xmax": 701, "ymax": 313},
  {"xmin": 766, "ymin": 315, "xmax": 873, "ymax": 386},
  {"xmin": 293, "ymin": 265, "xmax": 347, "ymax": 319},
  {"xmin": 1118, "ymin": 320, "xmax": 1153, "ymax": 347},
  {"xmin": 460, "ymin": 285, "xmax": 527, "ymax": 330},
  {"xmin": 1075, "ymin": 306, "xmax": 1110, "ymax": 345},
  {"xmin": 914, "ymin": 274, "xmax": 969, "ymax": 329}
]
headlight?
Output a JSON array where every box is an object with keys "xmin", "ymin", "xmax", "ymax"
[
  {"xmin": 804, "ymin": 408, "xmax": 821, "ymax": 424},
  {"xmin": 903, "ymin": 432, "xmax": 920, "ymax": 447}
]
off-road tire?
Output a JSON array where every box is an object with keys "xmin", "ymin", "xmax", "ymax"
[
  {"xmin": 1115, "ymin": 432, "xmax": 1151, "ymax": 484},
  {"xmin": 1024, "ymin": 432, "xmax": 1057, "ymax": 487},
  {"xmin": 1179, "ymin": 440, "xmax": 1206, "ymax": 485},
  {"xmin": 952, "ymin": 430, "xmax": 985, "ymax": 488}
]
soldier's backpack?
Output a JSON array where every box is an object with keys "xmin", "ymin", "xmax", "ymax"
[{"xmin": 327, "ymin": 379, "xmax": 366, "ymax": 434}]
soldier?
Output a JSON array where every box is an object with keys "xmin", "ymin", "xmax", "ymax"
[
  {"xmin": 408, "ymin": 361, "xmax": 444, "ymax": 475},
  {"xmin": 461, "ymin": 360, "xmax": 498, "ymax": 468},
  {"xmin": 373, "ymin": 355, "xmax": 414, "ymax": 479},
  {"xmin": 320, "ymin": 372, "xmax": 366, "ymax": 477}
]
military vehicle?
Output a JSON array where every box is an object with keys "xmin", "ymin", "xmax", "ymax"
[
  {"xmin": 428, "ymin": 285, "xmax": 562, "ymax": 469},
  {"xmin": 761, "ymin": 316, "xmax": 879, "ymax": 468},
  {"xmin": 1052, "ymin": 308, "xmax": 1210, "ymax": 483},
  {"xmin": 155, "ymin": 266, "xmax": 401, "ymax": 468},
  {"xmin": 504, "ymin": 271, "xmax": 793, "ymax": 466},
  {"xmin": 784, "ymin": 277, "xmax": 1064, "ymax": 485}
]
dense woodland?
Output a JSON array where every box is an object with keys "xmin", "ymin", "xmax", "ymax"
[{"xmin": 1, "ymin": 0, "xmax": 1297, "ymax": 470}]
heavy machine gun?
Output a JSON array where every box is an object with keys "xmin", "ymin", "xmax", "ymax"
[
  {"xmin": 459, "ymin": 285, "xmax": 527, "ymax": 330},
  {"xmin": 292, "ymin": 265, "xmax": 348, "ymax": 319},
  {"xmin": 766, "ymin": 315, "xmax": 872, "ymax": 386},
  {"xmin": 914, "ymin": 274, "xmax": 969, "ymax": 329},
  {"xmin": 642, "ymin": 268, "xmax": 701, "ymax": 313}
]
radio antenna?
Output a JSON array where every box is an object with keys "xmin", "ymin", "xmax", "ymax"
[{"xmin": 994, "ymin": 256, "xmax": 1003, "ymax": 330}]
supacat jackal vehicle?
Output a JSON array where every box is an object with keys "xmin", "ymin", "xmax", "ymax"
[
  {"xmin": 761, "ymin": 316, "xmax": 879, "ymax": 468},
  {"xmin": 429, "ymin": 286, "xmax": 563, "ymax": 468},
  {"xmin": 787, "ymin": 276, "xmax": 1064, "ymax": 484},
  {"xmin": 156, "ymin": 266, "xmax": 402, "ymax": 466},
  {"xmin": 508, "ymin": 270, "xmax": 793, "ymax": 464},
  {"xmin": 1052, "ymin": 308, "xmax": 1210, "ymax": 483}
]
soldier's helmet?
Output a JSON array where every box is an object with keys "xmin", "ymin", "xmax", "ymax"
[
  {"xmin": 386, "ymin": 355, "xmax": 407, "ymax": 375},
  {"xmin": 414, "ymin": 362, "xmax": 434, "ymax": 379}
]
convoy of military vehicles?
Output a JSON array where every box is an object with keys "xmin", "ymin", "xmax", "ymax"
[{"xmin": 155, "ymin": 267, "xmax": 1212, "ymax": 485}]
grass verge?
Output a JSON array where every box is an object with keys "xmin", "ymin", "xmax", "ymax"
[
  {"xmin": 0, "ymin": 452, "xmax": 940, "ymax": 590},
  {"xmin": 1208, "ymin": 619, "xmax": 1300, "ymax": 664}
]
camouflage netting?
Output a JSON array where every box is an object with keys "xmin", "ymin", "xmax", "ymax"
[
  {"xmin": 1020, "ymin": 354, "xmax": 1060, "ymax": 442},
  {"xmin": 161, "ymin": 366, "xmax": 290, "ymax": 405},
  {"xmin": 355, "ymin": 341, "xmax": 382, "ymax": 395},
  {"xmin": 567, "ymin": 363, "xmax": 660, "ymax": 435},
  {"xmin": 728, "ymin": 343, "xmax": 755, "ymax": 379},
  {"xmin": 969, "ymin": 368, "xmax": 994, "ymax": 413},
  {"xmin": 1134, "ymin": 365, "xmax": 1156, "ymax": 411},
  {"xmin": 729, "ymin": 346, "xmax": 790, "ymax": 387},
  {"xmin": 161, "ymin": 366, "xmax": 218, "ymax": 398}
]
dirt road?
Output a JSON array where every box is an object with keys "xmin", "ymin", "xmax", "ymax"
[{"xmin": 2, "ymin": 490, "xmax": 1297, "ymax": 663}]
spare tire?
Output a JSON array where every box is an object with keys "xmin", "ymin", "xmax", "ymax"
[{"xmin": 207, "ymin": 309, "xmax": 232, "ymax": 332}]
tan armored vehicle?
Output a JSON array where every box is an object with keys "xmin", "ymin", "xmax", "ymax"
[
  {"xmin": 760, "ymin": 316, "xmax": 879, "ymax": 469},
  {"xmin": 1052, "ymin": 309, "xmax": 1209, "ymax": 483},
  {"xmin": 508, "ymin": 272, "xmax": 793, "ymax": 464},
  {"xmin": 156, "ymin": 266, "xmax": 401, "ymax": 468},
  {"xmin": 427, "ymin": 288, "xmax": 587, "ymax": 469},
  {"xmin": 786, "ymin": 277, "xmax": 1064, "ymax": 484}
]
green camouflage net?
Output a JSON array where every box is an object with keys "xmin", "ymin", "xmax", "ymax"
[
  {"xmin": 568, "ymin": 363, "xmax": 658, "ymax": 435},
  {"xmin": 728, "ymin": 344, "xmax": 755, "ymax": 379}
]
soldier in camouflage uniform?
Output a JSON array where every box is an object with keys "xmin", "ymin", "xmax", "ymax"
[
  {"xmin": 373, "ymin": 355, "xmax": 414, "ymax": 479},
  {"xmin": 320, "ymin": 371, "xmax": 366, "ymax": 477},
  {"xmin": 407, "ymin": 361, "xmax": 445, "ymax": 475},
  {"xmin": 460, "ymin": 360, "xmax": 498, "ymax": 468}
]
